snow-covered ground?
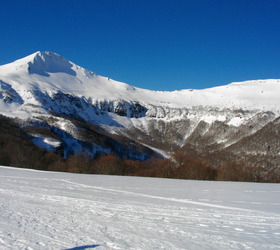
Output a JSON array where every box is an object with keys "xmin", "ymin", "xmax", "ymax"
[{"xmin": 0, "ymin": 166, "xmax": 280, "ymax": 250}]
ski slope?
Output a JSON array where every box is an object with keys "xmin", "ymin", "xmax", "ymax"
[{"xmin": 0, "ymin": 166, "xmax": 280, "ymax": 249}]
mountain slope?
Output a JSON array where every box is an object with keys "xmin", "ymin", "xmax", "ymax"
[{"xmin": 0, "ymin": 51, "xmax": 280, "ymax": 179}]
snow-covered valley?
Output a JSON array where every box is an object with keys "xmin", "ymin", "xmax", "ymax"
[{"xmin": 0, "ymin": 166, "xmax": 280, "ymax": 249}]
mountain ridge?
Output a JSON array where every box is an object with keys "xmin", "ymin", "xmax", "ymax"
[{"xmin": 1, "ymin": 51, "xmax": 280, "ymax": 112}]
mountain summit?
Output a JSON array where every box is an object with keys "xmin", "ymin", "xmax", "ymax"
[
  {"xmin": 0, "ymin": 51, "xmax": 74, "ymax": 75},
  {"xmin": 27, "ymin": 51, "xmax": 77, "ymax": 76}
]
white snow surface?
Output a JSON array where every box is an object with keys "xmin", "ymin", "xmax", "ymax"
[
  {"xmin": 0, "ymin": 166, "xmax": 280, "ymax": 250},
  {"xmin": 31, "ymin": 135, "xmax": 62, "ymax": 152},
  {"xmin": 1, "ymin": 51, "xmax": 280, "ymax": 120}
]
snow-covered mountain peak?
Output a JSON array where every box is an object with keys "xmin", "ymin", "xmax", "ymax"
[
  {"xmin": 29, "ymin": 51, "xmax": 68, "ymax": 65},
  {"xmin": 0, "ymin": 51, "xmax": 76, "ymax": 76},
  {"xmin": 0, "ymin": 51, "xmax": 142, "ymax": 107},
  {"xmin": 26, "ymin": 51, "xmax": 76, "ymax": 77}
]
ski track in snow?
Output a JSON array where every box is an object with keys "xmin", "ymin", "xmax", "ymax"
[{"xmin": 0, "ymin": 166, "xmax": 280, "ymax": 250}]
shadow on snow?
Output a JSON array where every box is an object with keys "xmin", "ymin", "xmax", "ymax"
[{"xmin": 64, "ymin": 244, "xmax": 100, "ymax": 250}]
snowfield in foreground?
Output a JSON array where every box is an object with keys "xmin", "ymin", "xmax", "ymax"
[{"xmin": 0, "ymin": 166, "xmax": 280, "ymax": 250}]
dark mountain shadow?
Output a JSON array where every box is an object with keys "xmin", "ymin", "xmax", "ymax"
[
  {"xmin": 33, "ymin": 90, "xmax": 148, "ymax": 128},
  {"xmin": 24, "ymin": 115, "xmax": 159, "ymax": 160},
  {"xmin": 0, "ymin": 80, "xmax": 24, "ymax": 104},
  {"xmin": 33, "ymin": 90, "xmax": 124, "ymax": 128}
]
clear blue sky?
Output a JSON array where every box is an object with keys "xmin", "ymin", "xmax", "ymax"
[{"xmin": 1, "ymin": 0, "xmax": 280, "ymax": 91}]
